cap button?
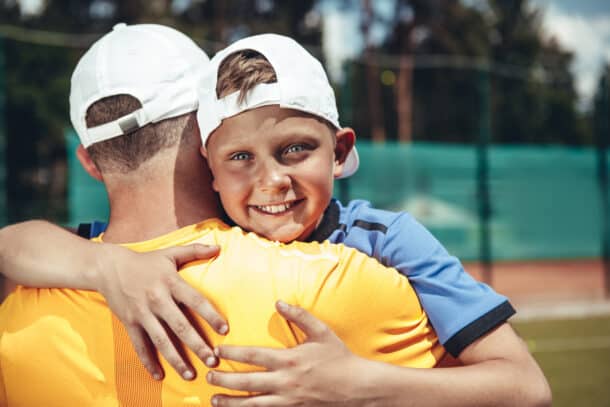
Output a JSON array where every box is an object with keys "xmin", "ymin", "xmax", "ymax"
[{"xmin": 113, "ymin": 23, "xmax": 127, "ymax": 31}]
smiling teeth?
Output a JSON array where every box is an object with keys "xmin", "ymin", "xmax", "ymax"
[{"xmin": 255, "ymin": 202, "xmax": 295, "ymax": 214}]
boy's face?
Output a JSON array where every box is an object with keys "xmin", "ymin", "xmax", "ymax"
[{"xmin": 204, "ymin": 105, "xmax": 351, "ymax": 242}]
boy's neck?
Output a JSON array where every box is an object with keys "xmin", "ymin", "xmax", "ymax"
[{"xmin": 299, "ymin": 200, "xmax": 339, "ymax": 243}]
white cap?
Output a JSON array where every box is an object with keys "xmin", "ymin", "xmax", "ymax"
[
  {"xmin": 70, "ymin": 23, "xmax": 209, "ymax": 148},
  {"xmin": 197, "ymin": 33, "xmax": 359, "ymax": 179}
]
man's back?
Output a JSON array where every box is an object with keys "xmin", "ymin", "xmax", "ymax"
[{"xmin": 0, "ymin": 219, "xmax": 443, "ymax": 406}]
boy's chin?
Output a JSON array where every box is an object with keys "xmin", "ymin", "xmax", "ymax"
[{"xmin": 259, "ymin": 225, "xmax": 309, "ymax": 243}]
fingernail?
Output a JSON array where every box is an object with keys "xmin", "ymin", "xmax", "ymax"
[
  {"xmin": 211, "ymin": 396, "xmax": 218, "ymax": 406},
  {"xmin": 183, "ymin": 370, "xmax": 194, "ymax": 380},
  {"xmin": 277, "ymin": 300, "xmax": 288, "ymax": 311},
  {"xmin": 218, "ymin": 324, "xmax": 228, "ymax": 335},
  {"xmin": 153, "ymin": 372, "xmax": 163, "ymax": 381},
  {"xmin": 205, "ymin": 356, "xmax": 217, "ymax": 367}
]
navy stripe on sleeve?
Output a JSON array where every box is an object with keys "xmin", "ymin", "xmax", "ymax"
[
  {"xmin": 76, "ymin": 223, "xmax": 92, "ymax": 239},
  {"xmin": 352, "ymin": 220, "xmax": 387, "ymax": 234},
  {"xmin": 444, "ymin": 300, "xmax": 516, "ymax": 357}
]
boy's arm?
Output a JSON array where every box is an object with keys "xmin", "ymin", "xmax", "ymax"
[
  {"xmin": 209, "ymin": 305, "xmax": 551, "ymax": 407},
  {"xmin": 0, "ymin": 220, "xmax": 228, "ymax": 380},
  {"xmin": 0, "ymin": 221, "xmax": 95, "ymax": 290},
  {"xmin": 380, "ymin": 212, "xmax": 516, "ymax": 356},
  {"xmin": 206, "ymin": 248, "xmax": 551, "ymax": 407}
]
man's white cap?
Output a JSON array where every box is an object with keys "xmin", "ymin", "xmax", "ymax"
[
  {"xmin": 197, "ymin": 33, "xmax": 359, "ymax": 178},
  {"xmin": 70, "ymin": 23, "xmax": 209, "ymax": 148}
]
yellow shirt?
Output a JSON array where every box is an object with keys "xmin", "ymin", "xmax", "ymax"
[{"xmin": 0, "ymin": 219, "xmax": 443, "ymax": 406}]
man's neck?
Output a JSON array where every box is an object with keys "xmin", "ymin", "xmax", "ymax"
[
  {"xmin": 100, "ymin": 158, "xmax": 222, "ymax": 244},
  {"xmin": 102, "ymin": 189, "xmax": 221, "ymax": 244}
]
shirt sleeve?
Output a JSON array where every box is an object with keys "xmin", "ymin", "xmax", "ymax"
[
  {"xmin": 297, "ymin": 245, "xmax": 444, "ymax": 368},
  {"xmin": 380, "ymin": 213, "xmax": 515, "ymax": 356}
]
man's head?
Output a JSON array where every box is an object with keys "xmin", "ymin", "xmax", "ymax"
[
  {"xmin": 69, "ymin": 23, "xmax": 209, "ymax": 177},
  {"xmin": 197, "ymin": 34, "xmax": 358, "ymax": 242}
]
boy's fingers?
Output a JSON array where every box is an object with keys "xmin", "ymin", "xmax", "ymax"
[
  {"xmin": 211, "ymin": 394, "xmax": 281, "ymax": 407},
  {"xmin": 206, "ymin": 370, "xmax": 275, "ymax": 393},
  {"xmin": 139, "ymin": 316, "xmax": 196, "ymax": 381},
  {"xmin": 166, "ymin": 244, "xmax": 220, "ymax": 267},
  {"xmin": 275, "ymin": 300, "xmax": 329, "ymax": 341},
  {"xmin": 125, "ymin": 325, "xmax": 164, "ymax": 380},
  {"xmin": 215, "ymin": 345, "xmax": 284, "ymax": 369},
  {"xmin": 170, "ymin": 277, "xmax": 228, "ymax": 335}
]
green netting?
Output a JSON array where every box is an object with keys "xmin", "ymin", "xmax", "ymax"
[
  {"xmin": 66, "ymin": 130, "xmax": 605, "ymax": 260},
  {"xmin": 336, "ymin": 142, "xmax": 604, "ymax": 260},
  {"xmin": 66, "ymin": 130, "xmax": 109, "ymax": 225}
]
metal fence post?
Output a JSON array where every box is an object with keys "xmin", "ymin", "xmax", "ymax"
[
  {"xmin": 597, "ymin": 73, "xmax": 610, "ymax": 298},
  {"xmin": 477, "ymin": 67, "xmax": 492, "ymax": 285},
  {"xmin": 337, "ymin": 61, "xmax": 353, "ymax": 203}
]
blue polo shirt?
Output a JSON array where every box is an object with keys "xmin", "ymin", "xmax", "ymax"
[{"xmin": 79, "ymin": 199, "xmax": 514, "ymax": 357}]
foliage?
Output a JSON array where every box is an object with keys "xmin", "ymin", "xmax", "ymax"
[{"xmin": 341, "ymin": 0, "xmax": 588, "ymax": 145}]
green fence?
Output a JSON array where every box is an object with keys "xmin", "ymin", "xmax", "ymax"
[
  {"xmin": 339, "ymin": 142, "xmax": 603, "ymax": 260},
  {"xmin": 66, "ymin": 130, "xmax": 109, "ymax": 225},
  {"xmin": 66, "ymin": 133, "xmax": 604, "ymax": 261}
]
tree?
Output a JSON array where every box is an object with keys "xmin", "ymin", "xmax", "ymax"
[{"xmin": 341, "ymin": 0, "xmax": 587, "ymax": 145}]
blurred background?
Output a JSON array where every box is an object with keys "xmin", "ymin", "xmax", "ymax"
[{"xmin": 0, "ymin": 0, "xmax": 609, "ymax": 405}]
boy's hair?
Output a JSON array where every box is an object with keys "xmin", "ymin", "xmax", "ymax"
[
  {"xmin": 215, "ymin": 50, "xmax": 335, "ymax": 136},
  {"xmin": 216, "ymin": 50, "xmax": 277, "ymax": 104},
  {"xmin": 85, "ymin": 94, "xmax": 194, "ymax": 174}
]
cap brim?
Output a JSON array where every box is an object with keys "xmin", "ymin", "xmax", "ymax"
[{"xmin": 337, "ymin": 147, "xmax": 359, "ymax": 179}]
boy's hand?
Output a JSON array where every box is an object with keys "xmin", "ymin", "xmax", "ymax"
[
  {"xmin": 207, "ymin": 301, "xmax": 370, "ymax": 406},
  {"xmin": 95, "ymin": 243, "xmax": 227, "ymax": 381}
]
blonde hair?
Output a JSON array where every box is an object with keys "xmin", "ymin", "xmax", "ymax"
[{"xmin": 216, "ymin": 50, "xmax": 277, "ymax": 104}]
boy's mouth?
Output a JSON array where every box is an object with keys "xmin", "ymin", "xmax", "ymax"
[{"xmin": 250, "ymin": 199, "xmax": 303, "ymax": 215}]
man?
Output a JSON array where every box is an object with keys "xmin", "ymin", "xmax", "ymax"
[{"xmin": 0, "ymin": 23, "xmax": 551, "ymax": 406}]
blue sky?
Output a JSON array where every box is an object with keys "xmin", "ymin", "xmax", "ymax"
[{"xmin": 530, "ymin": 0, "xmax": 610, "ymax": 107}]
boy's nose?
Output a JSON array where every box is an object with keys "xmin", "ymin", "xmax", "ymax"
[{"xmin": 258, "ymin": 161, "xmax": 291, "ymax": 192}]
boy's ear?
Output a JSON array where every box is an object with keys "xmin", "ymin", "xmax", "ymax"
[
  {"xmin": 76, "ymin": 145, "xmax": 103, "ymax": 182},
  {"xmin": 333, "ymin": 127, "xmax": 356, "ymax": 178}
]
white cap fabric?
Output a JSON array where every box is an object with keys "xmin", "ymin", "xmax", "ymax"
[
  {"xmin": 70, "ymin": 23, "xmax": 209, "ymax": 148},
  {"xmin": 197, "ymin": 33, "xmax": 359, "ymax": 179}
]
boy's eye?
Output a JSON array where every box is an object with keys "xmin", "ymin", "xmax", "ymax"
[
  {"xmin": 284, "ymin": 144, "xmax": 307, "ymax": 154},
  {"xmin": 229, "ymin": 152, "xmax": 251, "ymax": 161}
]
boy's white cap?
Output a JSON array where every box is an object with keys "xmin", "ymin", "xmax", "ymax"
[
  {"xmin": 70, "ymin": 23, "xmax": 209, "ymax": 148},
  {"xmin": 197, "ymin": 33, "xmax": 359, "ymax": 178}
]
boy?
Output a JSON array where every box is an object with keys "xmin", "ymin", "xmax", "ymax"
[{"xmin": 197, "ymin": 33, "xmax": 514, "ymax": 357}]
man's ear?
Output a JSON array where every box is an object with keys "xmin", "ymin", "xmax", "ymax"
[
  {"xmin": 76, "ymin": 145, "xmax": 103, "ymax": 182},
  {"xmin": 199, "ymin": 145, "xmax": 220, "ymax": 191},
  {"xmin": 333, "ymin": 128, "xmax": 356, "ymax": 178}
]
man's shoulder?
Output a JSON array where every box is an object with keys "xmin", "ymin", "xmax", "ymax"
[
  {"xmin": 0, "ymin": 286, "xmax": 108, "ymax": 333},
  {"xmin": 212, "ymin": 225, "xmax": 373, "ymax": 270}
]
